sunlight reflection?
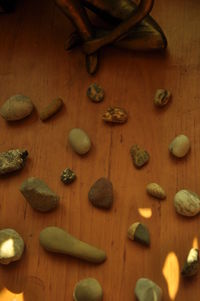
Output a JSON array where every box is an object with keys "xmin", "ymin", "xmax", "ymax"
[
  {"xmin": 0, "ymin": 288, "xmax": 24, "ymax": 301},
  {"xmin": 192, "ymin": 237, "xmax": 199, "ymax": 249},
  {"xmin": 0, "ymin": 239, "xmax": 14, "ymax": 258},
  {"xmin": 138, "ymin": 208, "xmax": 152, "ymax": 218},
  {"xmin": 162, "ymin": 252, "xmax": 179, "ymax": 300}
]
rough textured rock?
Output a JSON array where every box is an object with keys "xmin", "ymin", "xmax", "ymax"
[
  {"xmin": 130, "ymin": 144, "xmax": 150, "ymax": 168},
  {"xmin": 0, "ymin": 229, "xmax": 24, "ymax": 265},
  {"xmin": 135, "ymin": 278, "xmax": 163, "ymax": 301},
  {"xmin": 102, "ymin": 107, "xmax": 128, "ymax": 124},
  {"xmin": 88, "ymin": 177, "xmax": 113, "ymax": 209},
  {"xmin": 73, "ymin": 278, "xmax": 103, "ymax": 301},
  {"xmin": 128, "ymin": 222, "xmax": 150, "ymax": 246},
  {"xmin": 154, "ymin": 89, "xmax": 171, "ymax": 107},
  {"xmin": 0, "ymin": 149, "xmax": 28, "ymax": 175},
  {"xmin": 20, "ymin": 177, "xmax": 59, "ymax": 212},
  {"xmin": 169, "ymin": 134, "xmax": 190, "ymax": 158},
  {"xmin": 174, "ymin": 189, "xmax": 200, "ymax": 217},
  {"xmin": 68, "ymin": 128, "xmax": 91, "ymax": 155},
  {"xmin": 61, "ymin": 168, "xmax": 76, "ymax": 184},
  {"xmin": 0, "ymin": 94, "xmax": 34, "ymax": 121},
  {"xmin": 87, "ymin": 83, "xmax": 104, "ymax": 102}
]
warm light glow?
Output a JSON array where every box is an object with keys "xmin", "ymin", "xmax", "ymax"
[
  {"xmin": 0, "ymin": 239, "xmax": 14, "ymax": 257},
  {"xmin": 192, "ymin": 237, "xmax": 199, "ymax": 249},
  {"xmin": 138, "ymin": 208, "xmax": 152, "ymax": 218},
  {"xmin": 162, "ymin": 252, "xmax": 179, "ymax": 300},
  {"xmin": 0, "ymin": 288, "xmax": 24, "ymax": 301}
]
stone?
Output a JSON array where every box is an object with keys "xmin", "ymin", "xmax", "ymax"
[
  {"xmin": 68, "ymin": 128, "xmax": 91, "ymax": 155},
  {"xmin": 39, "ymin": 226, "xmax": 106, "ymax": 264},
  {"xmin": 128, "ymin": 222, "xmax": 150, "ymax": 246},
  {"xmin": 61, "ymin": 168, "xmax": 76, "ymax": 184},
  {"xmin": 130, "ymin": 144, "xmax": 150, "ymax": 168},
  {"xmin": 39, "ymin": 98, "xmax": 63, "ymax": 121},
  {"xmin": 0, "ymin": 94, "xmax": 34, "ymax": 121},
  {"xmin": 0, "ymin": 229, "xmax": 24, "ymax": 264},
  {"xmin": 146, "ymin": 183, "xmax": 166, "ymax": 200},
  {"xmin": 20, "ymin": 177, "xmax": 60, "ymax": 212},
  {"xmin": 87, "ymin": 83, "xmax": 104, "ymax": 102},
  {"xmin": 88, "ymin": 177, "xmax": 113, "ymax": 209},
  {"xmin": 102, "ymin": 107, "xmax": 128, "ymax": 124},
  {"xmin": 169, "ymin": 134, "xmax": 190, "ymax": 158},
  {"xmin": 135, "ymin": 278, "xmax": 163, "ymax": 301},
  {"xmin": 154, "ymin": 89, "xmax": 171, "ymax": 107},
  {"xmin": 0, "ymin": 149, "xmax": 28, "ymax": 175},
  {"xmin": 174, "ymin": 189, "xmax": 200, "ymax": 217},
  {"xmin": 73, "ymin": 278, "xmax": 103, "ymax": 301},
  {"xmin": 181, "ymin": 248, "xmax": 199, "ymax": 277}
]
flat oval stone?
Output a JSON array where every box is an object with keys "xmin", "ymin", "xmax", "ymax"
[
  {"xmin": 73, "ymin": 278, "xmax": 103, "ymax": 301},
  {"xmin": 88, "ymin": 177, "xmax": 113, "ymax": 209},
  {"xmin": 68, "ymin": 128, "xmax": 91, "ymax": 155},
  {"xmin": 0, "ymin": 229, "xmax": 24, "ymax": 265},
  {"xmin": 169, "ymin": 134, "xmax": 190, "ymax": 158},
  {"xmin": 135, "ymin": 278, "xmax": 163, "ymax": 301},
  {"xmin": 20, "ymin": 177, "xmax": 60, "ymax": 212},
  {"xmin": 0, "ymin": 94, "xmax": 34, "ymax": 121},
  {"xmin": 174, "ymin": 189, "xmax": 200, "ymax": 217}
]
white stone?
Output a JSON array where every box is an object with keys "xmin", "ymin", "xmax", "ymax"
[{"xmin": 169, "ymin": 134, "xmax": 190, "ymax": 158}]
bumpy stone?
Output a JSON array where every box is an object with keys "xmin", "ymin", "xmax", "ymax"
[
  {"xmin": 181, "ymin": 248, "xmax": 199, "ymax": 277},
  {"xmin": 73, "ymin": 278, "xmax": 103, "ymax": 301},
  {"xmin": 154, "ymin": 89, "xmax": 171, "ymax": 107},
  {"xmin": 146, "ymin": 183, "xmax": 166, "ymax": 200},
  {"xmin": 174, "ymin": 189, "xmax": 200, "ymax": 217},
  {"xmin": 61, "ymin": 168, "xmax": 76, "ymax": 184},
  {"xmin": 68, "ymin": 128, "xmax": 91, "ymax": 155},
  {"xmin": 102, "ymin": 107, "xmax": 128, "ymax": 124},
  {"xmin": 88, "ymin": 177, "xmax": 113, "ymax": 209},
  {"xmin": 0, "ymin": 94, "xmax": 34, "ymax": 121},
  {"xmin": 0, "ymin": 149, "xmax": 28, "ymax": 175},
  {"xmin": 128, "ymin": 222, "xmax": 150, "ymax": 246},
  {"xmin": 87, "ymin": 83, "xmax": 104, "ymax": 102},
  {"xmin": 135, "ymin": 278, "xmax": 163, "ymax": 301},
  {"xmin": 130, "ymin": 145, "xmax": 150, "ymax": 168},
  {"xmin": 20, "ymin": 177, "xmax": 60, "ymax": 212},
  {"xmin": 169, "ymin": 134, "xmax": 190, "ymax": 158},
  {"xmin": 0, "ymin": 229, "xmax": 24, "ymax": 265}
]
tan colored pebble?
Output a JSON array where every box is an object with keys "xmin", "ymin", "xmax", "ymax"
[
  {"xmin": 39, "ymin": 98, "xmax": 63, "ymax": 121},
  {"xmin": 146, "ymin": 183, "xmax": 166, "ymax": 200},
  {"xmin": 102, "ymin": 107, "xmax": 128, "ymax": 124},
  {"xmin": 154, "ymin": 89, "xmax": 171, "ymax": 107}
]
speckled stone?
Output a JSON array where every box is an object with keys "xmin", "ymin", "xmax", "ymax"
[
  {"xmin": 130, "ymin": 144, "xmax": 149, "ymax": 168},
  {"xmin": 87, "ymin": 83, "xmax": 104, "ymax": 102},
  {"xmin": 0, "ymin": 149, "xmax": 28, "ymax": 175}
]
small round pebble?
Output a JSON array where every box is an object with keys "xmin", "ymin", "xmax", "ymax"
[
  {"xmin": 146, "ymin": 183, "xmax": 166, "ymax": 200},
  {"xmin": 154, "ymin": 89, "xmax": 171, "ymax": 107},
  {"xmin": 0, "ymin": 94, "xmax": 34, "ymax": 121},
  {"xmin": 135, "ymin": 278, "xmax": 163, "ymax": 301},
  {"xmin": 73, "ymin": 278, "xmax": 103, "ymax": 301},
  {"xmin": 88, "ymin": 177, "xmax": 113, "ymax": 209},
  {"xmin": 68, "ymin": 128, "xmax": 91, "ymax": 155},
  {"xmin": 169, "ymin": 134, "xmax": 190, "ymax": 158},
  {"xmin": 0, "ymin": 229, "xmax": 24, "ymax": 264},
  {"xmin": 87, "ymin": 83, "xmax": 104, "ymax": 103},
  {"xmin": 61, "ymin": 168, "xmax": 76, "ymax": 184}
]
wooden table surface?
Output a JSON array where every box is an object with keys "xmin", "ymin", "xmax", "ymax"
[{"xmin": 0, "ymin": 0, "xmax": 200, "ymax": 300}]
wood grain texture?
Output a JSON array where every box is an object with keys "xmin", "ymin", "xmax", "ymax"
[{"xmin": 0, "ymin": 0, "xmax": 200, "ymax": 300}]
